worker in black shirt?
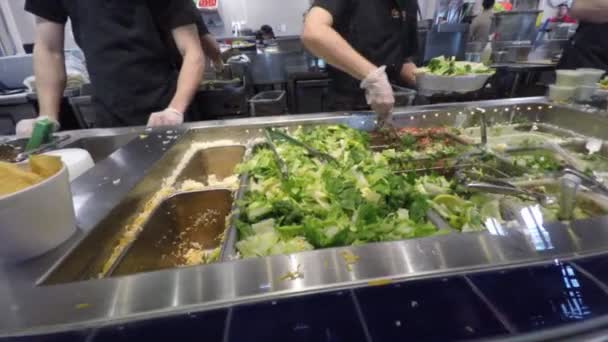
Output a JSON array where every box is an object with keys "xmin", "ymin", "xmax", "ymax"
[
  {"xmin": 558, "ymin": 0, "xmax": 608, "ymax": 71},
  {"xmin": 16, "ymin": 0, "xmax": 205, "ymax": 136},
  {"xmin": 302, "ymin": 0, "xmax": 418, "ymax": 122},
  {"xmin": 167, "ymin": 8, "xmax": 223, "ymax": 71}
]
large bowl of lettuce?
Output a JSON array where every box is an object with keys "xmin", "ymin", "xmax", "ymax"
[{"xmin": 416, "ymin": 56, "xmax": 495, "ymax": 96}]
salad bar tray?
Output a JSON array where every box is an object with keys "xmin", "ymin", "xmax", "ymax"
[{"xmin": 6, "ymin": 97, "xmax": 608, "ymax": 337}]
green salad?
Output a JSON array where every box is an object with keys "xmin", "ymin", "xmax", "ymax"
[
  {"xmin": 235, "ymin": 126, "xmax": 441, "ymax": 258},
  {"xmin": 510, "ymin": 150, "xmax": 563, "ymax": 174},
  {"xmin": 234, "ymin": 125, "xmax": 503, "ymax": 258},
  {"xmin": 417, "ymin": 56, "xmax": 493, "ymax": 76},
  {"xmin": 600, "ymin": 77, "xmax": 608, "ymax": 90}
]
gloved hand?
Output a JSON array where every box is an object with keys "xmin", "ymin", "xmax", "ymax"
[
  {"xmin": 15, "ymin": 116, "xmax": 60, "ymax": 138},
  {"xmin": 400, "ymin": 62, "xmax": 417, "ymax": 86},
  {"xmin": 147, "ymin": 108, "xmax": 184, "ymax": 127},
  {"xmin": 360, "ymin": 66, "xmax": 395, "ymax": 123}
]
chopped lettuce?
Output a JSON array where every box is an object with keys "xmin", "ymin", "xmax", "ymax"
[
  {"xmin": 431, "ymin": 194, "xmax": 486, "ymax": 232},
  {"xmin": 420, "ymin": 56, "xmax": 493, "ymax": 76},
  {"xmin": 235, "ymin": 125, "xmax": 442, "ymax": 258},
  {"xmin": 600, "ymin": 77, "xmax": 608, "ymax": 90},
  {"xmin": 415, "ymin": 175, "xmax": 452, "ymax": 197}
]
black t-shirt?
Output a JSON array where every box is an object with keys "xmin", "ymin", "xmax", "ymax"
[
  {"xmin": 25, "ymin": 0, "xmax": 199, "ymax": 127},
  {"xmin": 559, "ymin": 22, "xmax": 608, "ymax": 72},
  {"xmin": 166, "ymin": 2, "xmax": 209, "ymax": 69},
  {"xmin": 312, "ymin": 0, "xmax": 418, "ymax": 96}
]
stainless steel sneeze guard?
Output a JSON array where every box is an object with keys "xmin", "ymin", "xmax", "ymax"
[{"xmin": 4, "ymin": 97, "xmax": 608, "ymax": 337}]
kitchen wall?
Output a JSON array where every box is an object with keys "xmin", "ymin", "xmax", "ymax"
[{"xmin": 211, "ymin": 0, "xmax": 311, "ymax": 37}]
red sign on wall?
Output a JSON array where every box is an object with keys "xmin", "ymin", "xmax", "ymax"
[{"xmin": 197, "ymin": 0, "xmax": 218, "ymax": 10}]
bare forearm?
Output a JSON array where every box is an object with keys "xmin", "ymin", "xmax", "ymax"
[
  {"xmin": 571, "ymin": 0, "xmax": 608, "ymax": 23},
  {"xmin": 169, "ymin": 51, "xmax": 204, "ymax": 113},
  {"xmin": 201, "ymin": 34, "xmax": 222, "ymax": 65},
  {"xmin": 33, "ymin": 45, "xmax": 66, "ymax": 120},
  {"xmin": 302, "ymin": 25, "xmax": 376, "ymax": 80}
]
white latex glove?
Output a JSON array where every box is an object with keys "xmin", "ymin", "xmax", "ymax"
[
  {"xmin": 360, "ymin": 66, "xmax": 395, "ymax": 123},
  {"xmin": 147, "ymin": 108, "xmax": 184, "ymax": 127},
  {"xmin": 15, "ymin": 116, "xmax": 60, "ymax": 138}
]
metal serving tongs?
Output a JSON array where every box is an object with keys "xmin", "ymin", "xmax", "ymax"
[
  {"xmin": 266, "ymin": 128, "xmax": 338, "ymax": 164},
  {"xmin": 466, "ymin": 180, "xmax": 556, "ymax": 206},
  {"xmin": 263, "ymin": 129, "xmax": 289, "ymax": 179},
  {"xmin": 1, "ymin": 135, "xmax": 71, "ymax": 163},
  {"xmin": 563, "ymin": 167, "xmax": 608, "ymax": 195},
  {"xmin": 375, "ymin": 113, "xmax": 403, "ymax": 148}
]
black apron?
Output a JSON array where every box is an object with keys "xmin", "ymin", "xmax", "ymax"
[
  {"xmin": 68, "ymin": 0, "xmax": 179, "ymax": 127},
  {"xmin": 327, "ymin": 0, "xmax": 417, "ymax": 111},
  {"xmin": 558, "ymin": 23, "xmax": 608, "ymax": 71}
]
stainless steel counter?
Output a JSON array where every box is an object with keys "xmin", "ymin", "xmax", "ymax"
[{"xmin": 3, "ymin": 97, "xmax": 608, "ymax": 338}]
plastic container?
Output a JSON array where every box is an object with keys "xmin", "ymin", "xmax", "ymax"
[
  {"xmin": 594, "ymin": 88, "xmax": 608, "ymax": 100},
  {"xmin": 575, "ymin": 85, "xmax": 597, "ymax": 103},
  {"xmin": 393, "ymin": 86, "xmax": 417, "ymax": 107},
  {"xmin": 555, "ymin": 70, "xmax": 583, "ymax": 87},
  {"xmin": 249, "ymin": 90, "xmax": 286, "ymax": 116},
  {"xmin": 577, "ymin": 68, "xmax": 606, "ymax": 86},
  {"xmin": 548, "ymin": 84, "xmax": 576, "ymax": 102},
  {"xmin": 45, "ymin": 148, "xmax": 94, "ymax": 181},
  {"xmin": 0, "ymin": 164, "xmax": 76, "ymax": 262}
]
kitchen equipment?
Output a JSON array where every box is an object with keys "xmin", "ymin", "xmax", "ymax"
[
  {"xmin": 559, "ymin": 174, "xmax": 582, "ymax": 220},
  {"xmin": 44, "ymin": 148, "xmax": 95, "ymax": 181},
  {"xmin": 466, "ymin": 181, "xmax": 556, "ymax": 206},
  {"xmin": 492, "ymin": 51, "xmax": 509, "ymax": 63},
  {"xmin": 513, "ymin": 0, "xmax": 540, "ymax": 10},
  {"xmin": 267, "ymin": 129, "xmax": 338, "ymax": 164},
  {"xmin": 492, "ymin": 43, "xmax": 533, "ymax": 63},
  {"xmin": 564, "ymin": 167, "xmax": 608, "ymax": 195},
  {"xmin": 293, "ymin": 78, "xmax": 330, "ymax": 114},
  {"xmin": 199, "ymin": 79, "xmax": 241, "ymax": 91},
  {"xmin": 393, "ymin": 86, "xmax": 417, "ymax": 107},
  {"xmin": 25, "ymin": 118, "xmax": 55, "ymax": 151},
  {"xmin": 494, "ymin": 11, "xmax": 542, "ymax": 43},
  {"xmin": 14, "ymin": 135, "xmax": 71, "ymax": 163},
  {"xmin": 263, "ymin": 129, "xmax": 289, "ymax": 179},
  {"xmin": 422, "ymin": 24, "xmax": 469, "ymax": 63},
  {"xmin": 109, "ymin": 189, "xmax": 233, "ymax": 276},
  {"xmin": 0, "ymin": 163, "xmax": 76, "ymax": 262},
  {"xmin": 548, "ymin": 85, "xmax": 576, "ymax": 102},
  {"xmin": 250, "ymin": 90, "xmax": 286, "ymax": 116}
]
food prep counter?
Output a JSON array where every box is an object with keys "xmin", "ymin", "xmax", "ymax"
[{"xmin": 5, "ymin": 97, "xmax": 608, "ymax": 341}]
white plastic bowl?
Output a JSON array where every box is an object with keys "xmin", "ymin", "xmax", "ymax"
[
  {"xmin": 416, "ymin": 72, "xmax": 494, "ymax": 96},
  {"xmin": 548, "ymin": 84, "xmax": 576, "ymax": 103},
  {"xmin": 555, "ymin": 70, "xmax": 582, "ymax": 87},
  {"xmin": 577, "ymin": 68, "xmax": 606, "ymax": 86},
  {"xmin": 44, "ymin": 148, "xmax": 94, "ymax": 181},
  {"xmin": 0, "ymin": 164, "xmax": 76, "ymax": 262}
]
